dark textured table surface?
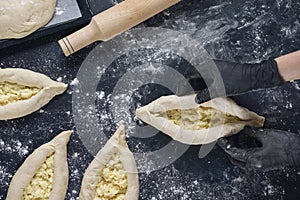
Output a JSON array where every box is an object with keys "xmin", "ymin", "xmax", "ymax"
[{"xmin": 1, "ymin": 0, "xmax": 300, "ymax": 199}]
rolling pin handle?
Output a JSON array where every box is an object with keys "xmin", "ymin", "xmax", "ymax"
[{"xmin": 58, "ymin": 20, "xmax": 103, "ymax": 56}]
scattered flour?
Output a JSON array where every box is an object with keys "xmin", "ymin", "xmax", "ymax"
[
  {"xmin": 291, "ymin": 80, "xmax": 300, "ymax": 90},
  {"xmin": 55, "ymin": 7, "xmax": 64, "ymax": 16},
  {"xmin": 70, "ymin": 78, "xmax": 80, "ymax": 86},
  {"xmin": 56, "ymin": 77, "xmax": 63, "ymax": 82}
]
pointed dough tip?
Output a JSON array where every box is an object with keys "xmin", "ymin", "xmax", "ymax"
[
  {"xmin": 51, "ymin": 130, "xmax": 73, "ymax": 144},
  {"xmin": 113, "ymin": 126, "xmax": 128, "ymax": 147},
  {"xmin": 135, "ymin": 107, "xmax": 145, "ymax": 118},
  {"xmin": 116, "ymin": 125, "xmax": 126, "ymax": 138}
]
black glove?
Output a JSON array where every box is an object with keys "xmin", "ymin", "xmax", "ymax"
[
  {"xmin": 218, "ymin": 127, "xmax": 300, "ymax": 171},
  {"xmin": 195, "ymin": 59, "xmax": 284, "ymax": 103}
]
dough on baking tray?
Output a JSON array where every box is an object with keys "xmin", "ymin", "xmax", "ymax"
[
  {"xmin": 0, "ymin": 0, "xmax": 57, "ymax": 39},
  {"xmin": 79, "ymin": 125, "xmax": 139, "ymax": 200},
  {"xmin": 0, "ymin": 68, "xmax": 67, "ymax": 120},
  {"xmin": 6, "ymin": 130, "xmax": 72, "ymax": 200},
  {"xmin": 136, "ymin": 94, "xmax": 265, "ymax": 145}
]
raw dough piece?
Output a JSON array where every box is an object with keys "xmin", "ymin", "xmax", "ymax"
[
  {"xmin": 0, "ymin": 0, "xmax": 57, "ymax": 39},
  {"xmin": 79, "ymin": 126, "xmax": 139, "ymax": 200},
  {"xmin": 136, "ymin": 94, "xmax": 265, "ymax": 145},
  {"xmin": 0, "ymin": 68, "xmax": 67, "ymax": 120},
  {"xmin": 6, "ymin": 130, "xmax": 72, "ymax": 200}
]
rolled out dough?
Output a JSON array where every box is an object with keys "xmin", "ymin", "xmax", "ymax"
[{"xmin": 0, "ymin": 0, "xmax": 57, "ymax": 39}]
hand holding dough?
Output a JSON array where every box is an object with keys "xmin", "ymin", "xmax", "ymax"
[{"xmin": 0, "ymin": 0, "xmax": 57, "ymax": 39}]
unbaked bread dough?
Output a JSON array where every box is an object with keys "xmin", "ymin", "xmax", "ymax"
[
  {"xmin": 0, "ymin": 68, "xmax": 67, "ymax": 120},
  {"xmin": 0, "ymin": 0, "xmax": 57, "ymax": 39},
  {"xmin": 136, "ymin": 94, "xmax": 265, "ymax": 145},
  {"xmin": 79, "ymin": 126, "xmax": 139, "ymax": 200},
  {"xmin": 6, "ymin": 130, "xmax": 72, "ymax": 200}
]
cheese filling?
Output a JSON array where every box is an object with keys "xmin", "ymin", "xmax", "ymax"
[
  {"xmin": 22, "ymin": 153, "xmax": 55, "ymax": 200},
  {"xmin": 0, "ymin": 81, "xmax": 41, "ymax": 106},
  {"xmin": 163, "ymin": 106, "xmax": 242, "ymax": 130},
  {"xmin": 94, "ymin": 153, "xmax": 128, "ymax": 200}
]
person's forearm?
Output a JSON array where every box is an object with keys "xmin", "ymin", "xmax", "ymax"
[{"xmin": 275, "ymin": 50, "xmax": 300, "ymax": 81}]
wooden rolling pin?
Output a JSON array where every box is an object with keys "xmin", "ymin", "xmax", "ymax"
[{"xmin": 58, "ymin": 0, "xmax": 180, "ymax": 56}]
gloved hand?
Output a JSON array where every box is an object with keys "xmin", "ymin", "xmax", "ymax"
[
  {"xmin": 195, "ymin": 59, "xmax": 284, "ymax": 103},
  {"xmin": 218, "ymin": 127, "xmax": 300, "ymax": 171}
]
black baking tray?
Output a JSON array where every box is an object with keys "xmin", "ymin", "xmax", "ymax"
[{"xmin": 0, "ymin": 0, "xmax": 123, "ymax": 50}]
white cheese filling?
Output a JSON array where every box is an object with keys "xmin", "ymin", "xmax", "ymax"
[
  {"xmin": 163, "ymin": 106, "xmax": 242, "ymax": 130},
  {"xmin": 0, "ymin": 81, "xmax": 41, "ymax": 106},
  {"xmin": 22, "ymin": 153, "xmax": 54, "ymax": 200},
  {"xmin": 94, "ymin": 153, "xmax": 128, "ymax": 200}
]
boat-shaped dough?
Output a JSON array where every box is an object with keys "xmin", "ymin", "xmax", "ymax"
[
  {"xmin": 79, "ymin": 125, "xmax": 139, "ymax": 200},
  {"xmin": 6, "ymin": 130, "xmax": 72, "ymax": 200},
  {"xmin": 136, "ymin": 94, "xmax": 265, "ymax": 145},
  {"xmin": 0, "ymin": 68, "xmax": 67, "ymax": 120}
]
